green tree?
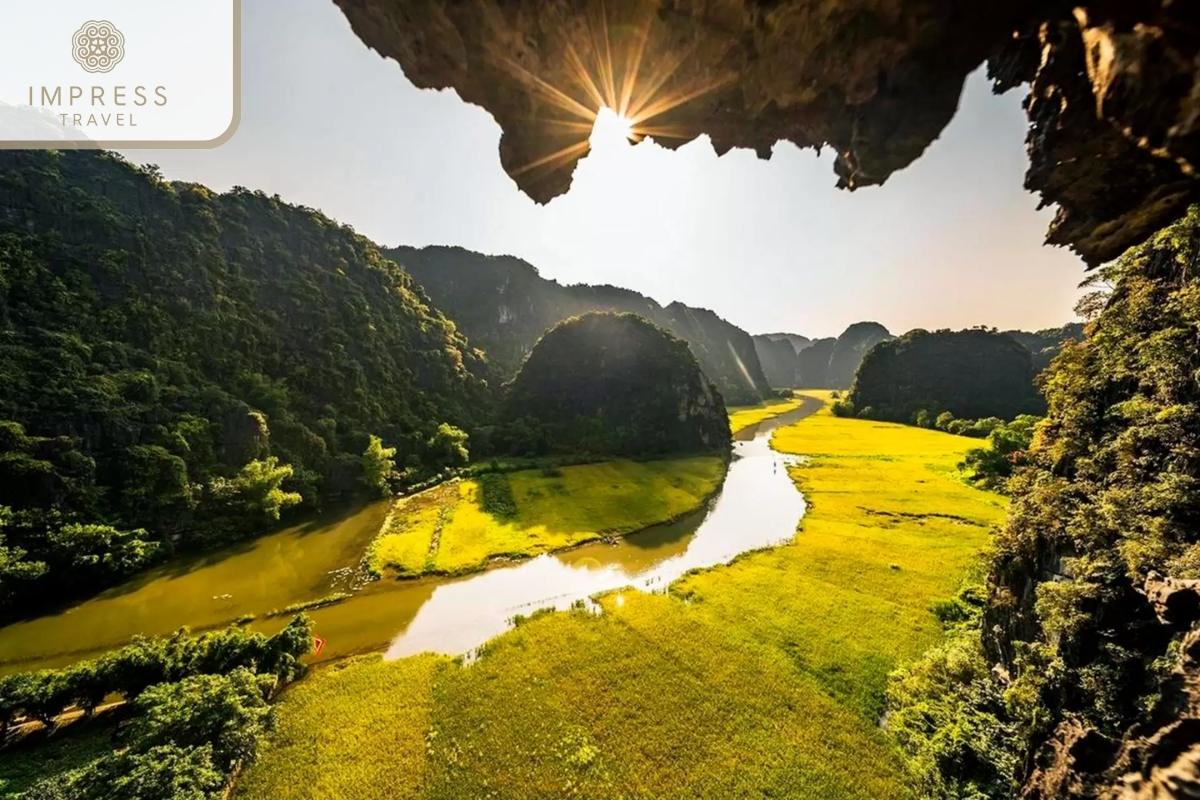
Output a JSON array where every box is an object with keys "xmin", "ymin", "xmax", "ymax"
[
  {"xmin": 0, "ymin": 506, "xmax": 47, "ymax": 606},
  {"xmin": 209, "ymin": 457, "xmax": 302, "ymax": 522},
  {"xmin": 360, "ymin": 435, "xmax": 397, "ymax": 497},
  {"xmin": 959, "ymin": 415, "xmax": 1039, "ymax": 491},
  {"xmin": 132, "ymin": 668, "xmax": 274, "ymax": 770},
  {"xmin": 425, "ymin": 423, "xmax": 470, "ymax": 467}
]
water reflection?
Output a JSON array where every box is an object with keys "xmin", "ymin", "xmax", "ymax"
[
  {"xmin": 0, "ymin": 398, "xmax": 817, "ymax": 673},
  {"xmin": 383, "ymin": 400, "xmax": 812, "ymax": 659}
]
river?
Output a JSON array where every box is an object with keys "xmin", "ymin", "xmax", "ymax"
[{"xmin": 0, "ymin": 397, "xmax": 818, "ymax": 674}]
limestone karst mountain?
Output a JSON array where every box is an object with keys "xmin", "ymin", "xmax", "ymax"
[
  {"xmin": 388, "ymin": 244, "xmax": 773, "ymax": 405},
  {"xmin": 503, "ymin": 312, "xmax": 731, "ymax": 456}
]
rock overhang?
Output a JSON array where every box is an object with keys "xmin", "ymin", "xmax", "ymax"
[{"xmin": 332, "ymin": 0, "xmax": 1200, "ymax": 266}]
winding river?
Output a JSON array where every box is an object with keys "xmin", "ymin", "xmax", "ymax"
[{"xmin": 0, "ymin": 398, "xmax": 818, "ymax": 674}]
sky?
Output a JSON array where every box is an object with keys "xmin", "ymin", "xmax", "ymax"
[{"xmin": 116, "ymin": 0, "xmax": 1088, "ymax": 339}]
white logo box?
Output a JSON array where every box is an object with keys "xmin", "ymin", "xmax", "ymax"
[{"xmin": 0, "ymin": 0, "xmax": 239, "ymax": 147}]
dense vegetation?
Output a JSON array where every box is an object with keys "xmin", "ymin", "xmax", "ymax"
[
  {"xmin": 0, "ymin": 151, "xmax": 487, "ymax": 621},
  {"xmin": 958, "ymin": 415, "xmax": 1039, "ymax": 491},
  {"xmin": 1003, "ymin": 323, "xmax": 1085, "ymax": 372},
  {"xmin": 0, "ymin": 617, "xmax": 312, "ymax": 799},
  {"xmin": 500, "ymin": 313, "xmax": 732, "ymax": 457},
  {"xmin": 841, "ymin": 328, "xmax": 1045, "ymax": 423},
  {"xmin": 889, "ymin": 208, "xmax": 1200, "ymax": 796},
  {"xmin": 388, "ymin": 245, "xmax": 773, "ymax": 405},
  {"xmin": 367, "ymin": 456, "xmax": 724, "ymax": 577},
  {"xmin": 788, "ymin": 322, "xmax": 892, "ymax": 389}
]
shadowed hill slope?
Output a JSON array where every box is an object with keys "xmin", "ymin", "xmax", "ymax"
[
  {"xmin": 503, "ymin": 312, "xmax": 731, "ymax": 456},
  {"xmin": 752, "ymin": 335, "xmax": 802, "ymax": 388},
  {"xmin": 388, "ymin": 244, "xmax": 772, "ymax": 405},
  {"xmin": 847, "ymin": 328, "xmax": 1044, "ymax": 422}
]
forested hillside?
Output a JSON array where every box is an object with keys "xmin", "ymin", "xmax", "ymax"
[
  {"xmin": 0, "ymin": 150, "xmax": 487, "ymax": 620},
  {"xmin": 890, "ymin": 213, "xmax": 1200, "ymax": 800},
  {"xmin": 845, "ymin": 328, "xmax": 1044, "ymax": 422},
  {"xmin": 387, "ymin": 245, "xmax": 772, "ymax": 405},
  {"xmin": 1004, "ymin": 323, "xmax": 1085, "ymax": 372},
  {"xmin": 502, "ymin": 313, "xmax": 731, "ymax": 456}
]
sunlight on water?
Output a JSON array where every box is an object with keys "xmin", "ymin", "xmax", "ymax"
[
  {"xmin": 0, "ymin": 401, "xmax": 815, "ymax": 673},
  {"xmin": 384, "ymin": 404, "xmax": 809, "ymax": 659}
]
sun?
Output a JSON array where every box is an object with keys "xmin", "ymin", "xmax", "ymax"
[{"xmin": 589, "ymin": 107, "xmax": 636, "ymax": 148}]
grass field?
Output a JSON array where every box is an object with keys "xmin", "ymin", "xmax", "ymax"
[
  {"xmin": 239, "ymin": 395, "xmax": 1004, "ymax": 799},
  {"xmin": 367, "ymin": 457, "xmax": 726, "ymax": 577},
  {"xmin": 727, "ymin": 396, "xmax": 805, "ymax": 433}
]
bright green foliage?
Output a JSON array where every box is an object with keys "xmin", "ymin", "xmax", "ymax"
[
  {"xmin": 389, "ymin": 245, "xmax": 773, "ymax": 404},
  {"xmin": 360, "ymin": 435, "xmax": 397, "ymax": 498},
  {"xmin": 0, "ymin": 616, "xmax": 312, "ymax": 736},
  {"xmin": 18, "ymin": 670, "xmax": 272, "ymax": 800},
  {"xmin": 933, "ymin": 413, "xmax": 1004, "ymax": 439},
  {"xmin": 0, "ymin": 619, "xmax": 311, "ymax": 799},
  {"xmin": 0, "ymin": 150, "xmax": 487, "ymax": 621},
  {"xmin": 848, "ymin": 329, "xmax": 1045, "ymax": 423},
  {"xmin": 500, "ymin": 312, "xmax": 732, "ymax": 457},
  {"xmin": 893, "ymin": 207, "xmax": 1200, "ymax": 793},
  {"xmin": 0, "ymin": 508, "xmax": 46, "ymax": 605},
  {"xmin": 368, "ymin": 456, "xmax": 725, "ymax": 577},
  {"xmin": 959, "ymin": 415, "xmax": 1040, "ymax": 491},
  {"xmin": 247, "ymin": 399, "xmax": 1002, "ymax": 799},
  {"xmin": 887, "ymin": 627, "xmax": 1020, "ymax": 800},
  {"xmin": 424, "ymin": 424, "xmax": 468, "ymax": 468},
  {"xmin": 208, "ymin": 458, "xmax": 303, "ymax": 523},
  {"xmin": 131, "ymin": 669, "xmax": 275, "ymax": 771}
]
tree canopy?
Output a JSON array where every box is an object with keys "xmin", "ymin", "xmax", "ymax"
[{"xmin": 0, "ymin": 150, "xmax": 488, "ymax": 620}]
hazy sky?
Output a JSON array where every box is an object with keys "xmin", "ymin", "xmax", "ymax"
[{"xmin": 120, "ymin": 0, "xmax": 1086, "ymax": 339}]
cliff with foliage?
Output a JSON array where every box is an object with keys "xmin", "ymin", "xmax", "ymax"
[
  {"xmin": 845, "ymin": 329, "xmax": 1044, "ymax": 423},
  {"xmin": 827, "ymin": 321, "xmax": 893, "ymax": 389},
  {"xmin": 1004, "ymin": 323, "xmax": 1086, "ymax": 373},
  {"xmin": 796, "ymin": 337, "xmax": 836, "ymax": 388},
  {"xmin": 751, "ymin": 334, "xmax": 802, "ymax": 388},
  {"xmin": 889, "ymin": 209, "xmax": 1200, "ymax": 799},
  {"xmin": 789, "ymin": 322, "xmax": 892, "ymax": 389},
  {"xmin": 0, "ymin": 150, "xmax": 487, "ymax": 621},
  {"xmin": 501, "ymin": 313, "xmax": 730, "ymax": 457},
  {"xmin": 388, "ymin": 245, "xmax": 771, "ymax": 405}
]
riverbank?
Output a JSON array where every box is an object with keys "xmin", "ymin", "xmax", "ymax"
[
  {"xmin": 366, "ymin": 456, "xmax": 727, "ymax": 579},
  {"xmin": 237, "ymin": 394, "xmax": 1004, "ymax": 799},
  {"xmin": 727, "ymin": 395, "xmax": 805, "ymax": 434}
]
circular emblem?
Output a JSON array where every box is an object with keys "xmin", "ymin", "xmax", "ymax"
[{"xmin": 72, "ymin": 21, "xmax": 125, "ymax": 74}]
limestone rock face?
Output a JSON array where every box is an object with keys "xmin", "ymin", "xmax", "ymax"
[
  {"xmin": 334, "ymin": 0, "xmax": 1200, "ymax": 265},
  {"xmin": 1020, "ymin": 584, "xmax": 1200, "ymax": 800},
  {"xmin": 389, "ymin": 244, "xmax": 773, "ymax": 405}
]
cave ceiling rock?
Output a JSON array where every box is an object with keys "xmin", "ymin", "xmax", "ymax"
[{"xmin": 334, "ymin": 0, "xmax": 1200, "ymax": 266}]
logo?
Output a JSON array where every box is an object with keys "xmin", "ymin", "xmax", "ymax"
[{"xmin": 71, "ymin": 21, "xmax": 125, "ymax": 74}]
